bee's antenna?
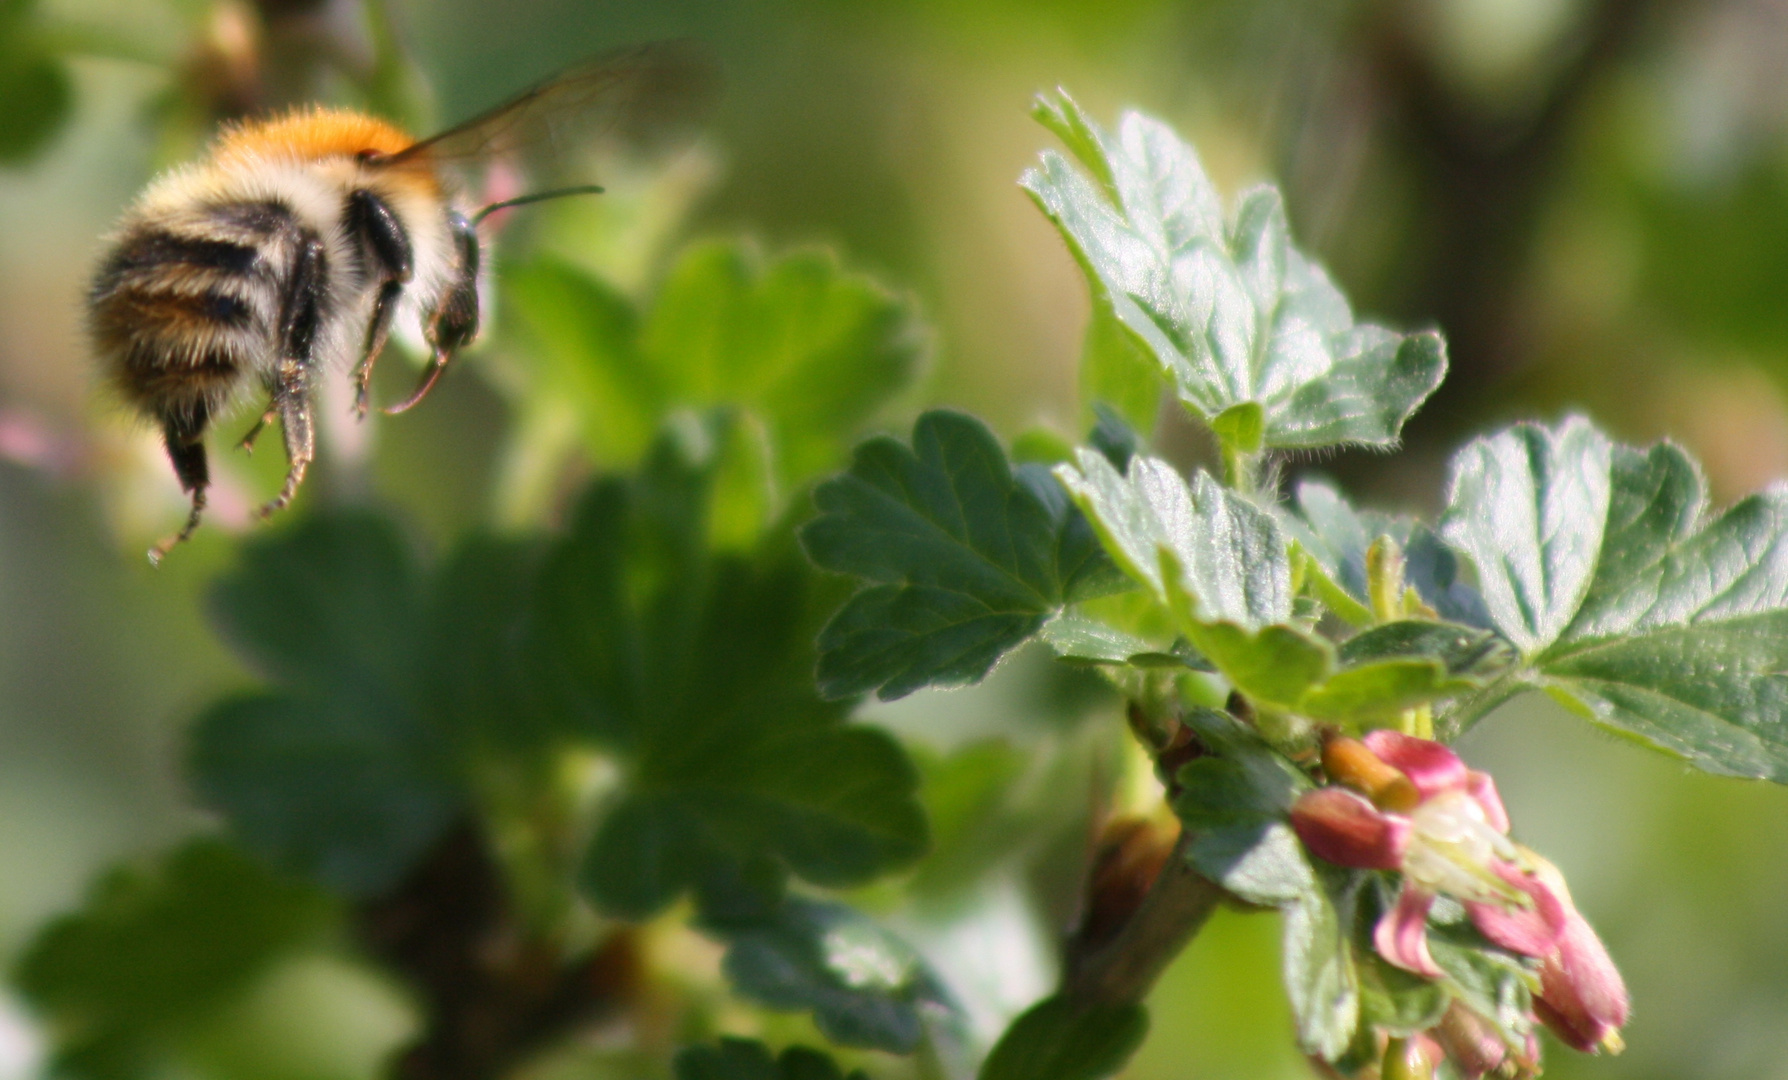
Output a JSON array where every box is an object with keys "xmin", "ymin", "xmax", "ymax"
[{"xmin": 471, "ymin": 185, "xmax": 606, "ymax": 225}]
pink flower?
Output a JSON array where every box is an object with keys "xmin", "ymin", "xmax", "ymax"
[
  {"xmin": 1290, "ymin": 732, "xmax": 1566, "ymax": 977},
  {"xmin": 1525, "ymin": 852, "xmax": 1630, "ymax": 1055},
  {"xmin": 1289, "ymin": 731, "xmax": 1629, "ymax": 1060}
]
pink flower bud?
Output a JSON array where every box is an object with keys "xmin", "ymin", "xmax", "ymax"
[
  {"xmin": 1289, "ymin": 786, "xmax": 1411, "ymax": 870},
  {"xmin": 1362, "ymin": 730, "xmax": 1468, "ymax": 800},
  {"xmin": 1430, "ymin": 1003, "xmax": 1515, "ymax": 1080},
  {"xmin": 1534, "ymin": 905, "xmax": 1629, "ymax": 1054}
]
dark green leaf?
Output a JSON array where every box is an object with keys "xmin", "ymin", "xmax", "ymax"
[
  {"xmin": 1335, "ymin": 621, "xmax": 1511, "ymax": 678},
  {"xmin": 803, "ymin": 411, "xmax": 1125, "ymax": 700},
  {"xmin": 533, "ymin": 421, "xmax": 926, "ymax": 916},
  {"xmin": 675, "ymin": 1038, "xmax": 868, "ymax": 1080},
  {"xmin": 715, "ymin": 899, "xmax": 956, "ymax": 1054},
  {"xmin": 13, "ymin": 840, "xmax": 334, "ymax": 1079},
  {"xmin": 207, "ymin": 513, "xmax": 421, "ymax": 700},
  {"xmin": 1022, "ymin": 92, "xmax": 1444, "ymax": 452},
  {"xmin": 1172, "ymin": 710, "xmax": 1316, "ymax": 905},
  {"xmin": 977, "ymin": 994, "xmax": 1148, "ymax": 1080},
  {"xmin": 193, "ymin": 515, "xmax": 462, "ymax": 896},
  {"xmin": 1088, "ymin": 403, "xmax": 1142, "ymax": 472},
  {"xmin": 0, "ymin": 43, "xmax": 70, "ymax": 164},
  {"xmin": 1444, "ymin": 422, "xmax": 1788, "ymax": 779},
  {"xmin": 189, "ymin": 693, "xmax": 463, "ymax": 897}
]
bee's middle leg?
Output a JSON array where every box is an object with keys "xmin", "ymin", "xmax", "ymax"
[
  {"xmin": 257, "ymin": 235, "xmax": 326, "ymax": 520},
  {"xmin": 257, "ymin": 360, "xmax": 314, "ymax": 519}
]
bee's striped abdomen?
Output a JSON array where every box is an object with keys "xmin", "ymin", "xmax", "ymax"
[{"xmin": 90, "ymin": 201, "xmax": 302, "ymax": 418}]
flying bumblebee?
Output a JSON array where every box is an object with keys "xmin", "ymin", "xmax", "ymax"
[{"xmin": 89, "ymin": 43, "xmax": 711, "ymax": 563}]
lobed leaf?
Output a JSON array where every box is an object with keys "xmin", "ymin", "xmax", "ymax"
[
  {"xmin": 13, "ymin": 840, "xmax": 334, "ymax": 1079},
  {"xmin": 1022, "ymin": 91, "xmax": 1444, "ymax": 453},
  {"xmin": 191, "ymin": 515, "xmax": 463, "ymax": 897},
  {"xmin": 802, "ymin": 410, "xmax": 1126, "ymax": 700},
  {"xmin": 715, "ymin": 899, "xmax": 957, "ymax": 1054},
  {"xmin": 529, "ymin": 419, "xmax": 927, "ymax": 917},
  {"xmin": 1443, "ymin": 420, "xmax": 1788, "ymax": 779},
  {"xmin": 507, "ymin": 241, "xmax": 922, "ymax": 490}
]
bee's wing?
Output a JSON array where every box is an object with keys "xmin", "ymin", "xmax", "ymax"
[{"xmin": 386, "ymin": 41, "xmax": 717, "ymax": 172}]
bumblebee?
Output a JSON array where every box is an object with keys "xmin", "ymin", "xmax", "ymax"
[{"xmin": 89, "ymin": 44, "xmax": 707, "ymax": 562}]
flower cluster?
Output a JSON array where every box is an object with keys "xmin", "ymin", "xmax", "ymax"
[{"xmin": 1291, "ymin": 730, "xmax": 1627, "ymax": 1077}]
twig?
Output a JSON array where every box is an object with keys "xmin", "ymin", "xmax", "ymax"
[
  {"xmin": 357, "ymin": 824, "xmax": 638, "ymax": 1080},
  {"xmin": 1059, "ymin": 831, "xmax": 1226, "ymax": 1008}
]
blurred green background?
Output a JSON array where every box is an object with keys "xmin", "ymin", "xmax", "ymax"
[{"xmin": 3, "ymin": 0, "xmax": 1788, "ymax": 1077}]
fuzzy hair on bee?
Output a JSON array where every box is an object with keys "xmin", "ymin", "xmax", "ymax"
[{"xmin": 88, "ymin": 42, "xmax": 712, "ymax": 564}]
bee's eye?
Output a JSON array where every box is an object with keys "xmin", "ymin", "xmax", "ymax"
[{"xmin": 356, "ymin": 149, "xmax": 387, "ymax": 165}]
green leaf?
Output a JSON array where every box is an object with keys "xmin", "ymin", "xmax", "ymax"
[
  {"xmin": 507, "ymin": 242, "xmax": 922, "ymax": 491},
  {"xmin": 1037, "ymin": 614, "xmax": 1209, "ymax": 670},
  {"xmin": 1281, "ymin": 867, "xmax": 1362, "ymax": 1062},
  {"xmin": 1172, "ymin": 709, "xmax": 1316, "ymax": 905},
  {"xmin": 802, "ymin": 411, "xmax": 1126, "ymax": 700},
  {"xmin": 1425, "ymin": 922, "xmax": 1536, "ymax": 1046},
  {"xmin": 675, "ymin": 1038, "xmax": 869, "ymax": 1080},
  {"xmin": 1290, "ymin": 479, "xmax": 1491, "ymax": 629},
  {"xmin": 1301, "ymin": 622, "xmax": 1514, "ymax": 723},
  {"xmin": 977, "ymin": 994, "xmax": 1148, "ymax": 1080},
  {"xmin": 206, "ymin": 513, "xmax": 422, "ymax": 700},
  {"xmin": 1440, "ymin": 417, "xmax": 1613, "ymax": 655},
  {"xmin": 504, "ymin": 257, "xmax": 657, "ymax": 461},
  {"xmin": 1351, "ymin": 880, "xmax": 1448, "ymax": 1037},
  {"xmin": 189, "ymin": 693, "xmax": 463, "ymax": 897},
  {"xmin": 529, "ymin": 420, "xmax": 926, "ymax": 917},
  {"xmin": 715, "ymin": 899, "xmax": 957, "ymax": 1054},
  {"xmin": 1444, "ymin": 422, "xmax": 1788, "ymax": 780},
  {"xmin": 646, "ymin": 241, "xmax": 925, "ymax": 488},
  {"xmin": 1056, "ymin": 449, "xmax": 1338, "ymax": 706},
  {"xmin": 1056, "ymin": 451, "xmax": 1291, "ymax": 628},
  {"xmin": 0, "ymin": 35, "xmax": 70, "ymax": 164},
  {"xmin": 192, "ymin": 515, "xmax": 464, "ymax": 896},
  {"xmin": 13, "ymin": 840, "xmax": 334, "ymax": 1079},
  {"xmin": 1022, "ymin": 92, "xmax": 1444, "ymax": 452}
]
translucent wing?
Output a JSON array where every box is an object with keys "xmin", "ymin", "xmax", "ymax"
[{"xmin": 386, "ymin": 41, "xmax": 717, "ymax": 172}]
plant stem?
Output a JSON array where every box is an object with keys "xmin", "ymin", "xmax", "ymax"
[
  {"xmin": 1221, "ymin": 444, "xmax": 1259, "ymax": 495},
  {"xmin": 1060, "ymin": 831, "xmax": 1226, "ymax": 1007}
]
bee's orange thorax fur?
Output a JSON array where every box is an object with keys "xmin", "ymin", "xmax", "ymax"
[{"xmin": 211, "ymin": 108, "xmax": 437, "ymax": 190}]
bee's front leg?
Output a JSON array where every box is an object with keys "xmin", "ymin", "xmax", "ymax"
[
  {"xmin": 257, "ymin": 235, "xmax": 326, "ymax": 520},
  {"xmin": 346, "ymin": 189, "xmax": 414, "ymax": 419},
  {"xmin": 387, "ymin": 210, "xmax": 478, "ymax": 415}
]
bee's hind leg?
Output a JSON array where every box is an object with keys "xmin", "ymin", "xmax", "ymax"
[{"xmin": 148, "ymin": 404, "xmax": 210, "ymax": 565}]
